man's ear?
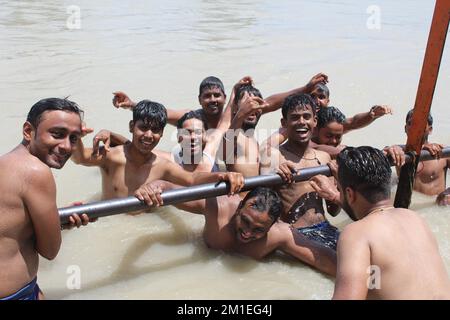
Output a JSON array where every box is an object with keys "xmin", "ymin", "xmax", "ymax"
[
  {"xmin": 345, "ymin": 187, "xmax": 356, "ymax": 205},
  {"xmin": 312, "ymin": 115, "xmax": 317, "ymax": 128},
  {"xmin": 281, "ymin": 118, "xmax": 287, "ymax": 128},
  {"xmin": 23, "ymin": 121, "xmax": 34, "ymax": 142},
  {"xmin": 129, "ymin": 120, "xmax": 134, "ymax": 133},
  {"xmin": 429, "ymin": 125, "xmax": 433, "ymax": 135}
]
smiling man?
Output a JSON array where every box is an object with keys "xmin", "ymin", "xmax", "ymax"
[
  {"xmin": 260, "ymin": 93, "xmax": 341, "ymax": 251},
  {"xmin": 134, "ymin": 183, "xmax": 336, "ymax": 276},
  {"xmin": 0, "ymin": 98, "xmax": 91, "ymax": 300}
]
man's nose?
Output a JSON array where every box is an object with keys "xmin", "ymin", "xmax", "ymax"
[{"xmin": 59, "ymin": 137, "xmax": 72, "ymax": 153}]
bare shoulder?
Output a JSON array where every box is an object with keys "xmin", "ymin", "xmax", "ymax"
[
  {"xmin": 339, "ymin": 221, "xmax": 368, "ymax": 245},
  {"xmin": 153, "ymin": 149, "xmax": 173, "ymax": 162},
  {"xmin": 314, "ymin": 149, "xmax": 332, "ymax": 163},
  {"xmin": 266, "ymin": 221, "xmax": 291, "ymax": 241}
]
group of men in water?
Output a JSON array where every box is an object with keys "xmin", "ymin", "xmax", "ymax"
[{"xmin": 1, "ymin": 73, "xmax": 449, "ymax": 300}]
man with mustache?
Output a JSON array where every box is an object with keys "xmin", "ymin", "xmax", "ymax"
[
  {"xmin": 133, "ymin": 183, "xmax": 337, "ymax": 276},
  {"xmin": 0, "ymin": 98, "xmax": 93, "ymax": 300}
]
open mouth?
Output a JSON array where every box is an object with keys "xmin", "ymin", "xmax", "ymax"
[
  {"xmin": 140, "ymin": 140, "xmax": 154, "ymax": 148},
  {"xmin": 207, "ymin": 103, "xmax": 220, "ymax": 112},
  {"xmin": 238, "ymin": 230, "xmax": 252, "ymax": 242}
]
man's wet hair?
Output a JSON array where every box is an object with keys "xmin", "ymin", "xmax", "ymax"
[
  {"xmin": 282, "ymin": 93, "xmax": 317, "ymax": 119},
  {"xmin": 314, "ymin": 83, "xmax": 330, "ymax": 99},
  {"xmin": 177, "ymin": 110, "xmax": 208, "ymax": 130},
  {"xmin": 27, "ymin": 97, "xmax": 83, "ymax": 128},
  {"xmin": 337, "ymin": 146, "xmax": 391, "ymax": 203},
  {"xmin": 406, "ymin": 109, "xmax": 433, "ymax": 126},
  {"xmin": 199, "ymin": 76, "xmax": 225, "ymax": 96},
  {"xmin": 234, "ymin": 84, "xmax": 263, "ymax": 106},
  {"xmin": 240, "ymin": 187, "xmax": 283, "ymax": 224},
  {"xmin": 133, "ymin": 100, "xmax": 167, "ymax": 132},
  {"xmin": 317, "ymin": 106, "xmax": 346, "ymax": 129}
]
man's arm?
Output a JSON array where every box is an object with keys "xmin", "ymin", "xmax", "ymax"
[
  {"xmin": 332, "ymin": 225, "xmax": 371, "ymax": 300},
  {"xmin": 343, "ymin": 105, "xmax": 393, "ymax": 133},
  {"xmin": 238, "ymin": 222, "xmax": 336, "ymax": 276},
  {"xmin": 262, "ymin": 73, "xmax": 328, "ymax": 114},
  {"xmin": 134, "ymin": 180, "xmax": 207, "ymax": 214},
  {"xmin": 261, "ymin": 127, "xmax": 288, "ymax": 149},
  {"xmin": 22, "ymin": 165, "xmax": 61, "ymax": 260},
  {"xmin": 112, "ymin": 91, "xmax": 190, "ymax": 126},
  {"xmin": 160, "ymin": 160, "xmax": 244, "ymax": 195},
  {"xmin": 71, "ymin": 135, "xmax": 108, "ymax": 167}
]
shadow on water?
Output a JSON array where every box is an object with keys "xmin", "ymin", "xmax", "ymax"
[{"xmin": 46, "ymin": 208, "xmax": 259, "ymax": 299}]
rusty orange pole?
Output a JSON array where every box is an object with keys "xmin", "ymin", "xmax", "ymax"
[{"xmin": 394, "ymin": 0, "xmax": 450, "ymax": 208}]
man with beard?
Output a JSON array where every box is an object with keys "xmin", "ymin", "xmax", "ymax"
[
  {"xmin": 0, "ymin": 98, "xmax": 93, "ymax": 300},
  {"xmin": 323, "ymin": 146, "xmax": 450, "ymax": 299},
  {"xmin": 223, "ymin": 83, "xmax": 267, "ymax": 177},
  {"xmin": 260, "ymin": 93, "xmax": 341, "ymax": 251},
  {"xmin": 71, "ymin": 100, "xmax": 244, "ymax": 202},
  {"xmin": 133, "ymin": 183, "xmax": 337, "ymax": 276}
]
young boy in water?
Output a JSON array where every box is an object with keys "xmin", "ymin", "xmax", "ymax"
[
  {"xmin": 71, "ymin": 100, "xmax": 244, "ymax": 202},
  {"xmin": 310, "ymin": 106, "xmax": 347, "ymax": 158},
  {"xmin": 397, "ymin": 110, "xmax": 450, "ymax": 206}
]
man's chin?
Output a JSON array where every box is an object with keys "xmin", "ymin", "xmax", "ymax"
[{"xmin": 47, "ymin": 159, "xmax": 66, "ymax": 169}]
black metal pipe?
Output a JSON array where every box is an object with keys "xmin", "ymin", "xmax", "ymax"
[{"xmin": 59, "ymin": 147, "xmax": 450, "ymax": 224}]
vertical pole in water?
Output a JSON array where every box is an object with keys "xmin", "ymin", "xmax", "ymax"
[{"xmin": 394, "ymin": 0, "xmax": 450, "ymax": 208}]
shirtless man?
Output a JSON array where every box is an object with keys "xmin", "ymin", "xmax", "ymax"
[
  {"xmin": 223, "ymin": 84, "xmax": 267, "ymax": 177},
  {"xmin": 134, "ymin": 183, "xmax": 336, "ymax": 276},
  {"xmin": 71, "ymin": 100, "xmax": 243, "ymax": 200},
  {"xmin": 0, "ymin": 98, "xmax": 91, "ymax": 300},
  {"xmin": 329, "ymin": 146, "xmax": 450, "ymax": 299},
  {"xmin": 400, "ymin": 110, "xmax": 450, "ymax": 206},
  {"xmin": 260, "ymin": 93, "xmax": 341, "ymax": 251}
]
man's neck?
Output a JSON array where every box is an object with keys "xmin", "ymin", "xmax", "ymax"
[
  {"xmin": 284, "ymin": 139, "xmax": 310, "ymax": 156},
  {"xmin": 126, "ymin": 143, "xmax": 155, "ymax": 165},
  {"xmin": 204, "ymin": 113, "xmax": 221, "ymax": 129},
  {"xmin": 359, "ymin": 199, "xmax": 394, "ymax": 219}
]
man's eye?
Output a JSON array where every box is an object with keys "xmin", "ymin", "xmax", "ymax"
[
  {"xmin": 51, "ymin": 132, "xmax": 64, "ymax": 139},
  {"xmin": 70, "ymin": 135, "xmax": 79, "ymax": 144}
]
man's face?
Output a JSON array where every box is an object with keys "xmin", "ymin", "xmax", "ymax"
[
  {"xmin": 130, "ymin": 119, "xmax": 163, "ymax": 155},
  {"xmin": 283, "ymin": 106, "xmax": 317, "ymax": 145},
  {"xmin": 234, "ymin": 198, "xmax": 273, "ymax": 243},
  {"xmin": 317, "ymin": 121, "xmax": 344, "ymax": 147},
  {"xmin": 310, "ymin": 88, "xmax": 329, "ymax": 109},
  {"xmin": 241, "ymin": 94, "xmax": 262, "ymax": 130},
  {"xmin": 405, "ymin": 120, "xmax": 432, "ymax": 140},
  {"xmin": 27, "ymin": 110, "xmax": 82, "ymax": 169},
  {"xmin": 177, "ymin": 118, "xmax": 206, "ymax": 157},
  {"xmin": 199, "ymin": 87, "xmax": 226, "ymax": 117}
]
